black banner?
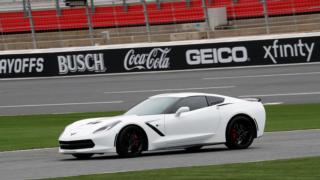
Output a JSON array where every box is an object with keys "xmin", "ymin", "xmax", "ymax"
[{"xmin": 0, "ymin": 35, "xmax": 319, "ymax": 78}]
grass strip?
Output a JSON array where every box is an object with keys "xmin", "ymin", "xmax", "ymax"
[
  {"xmin": 265, "ymin": 103, "xmax": 320, "ymax": 131},
  {"xmin": 0, "ymin": 103, "xmax": 319, "ymax": 151},
  {"xmin": 0, "ymin": 111, "xmax": 123, "ymax": 151}
]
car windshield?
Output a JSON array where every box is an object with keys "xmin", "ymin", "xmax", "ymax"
[{"xmin": 125, "ymin": 97, "xmax": 180, "ymax": 116}]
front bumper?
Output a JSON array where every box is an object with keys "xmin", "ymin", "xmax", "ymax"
[
  {"xmin": 59, "ymin": 139, "xmax": 95, "ymax": 150},
  {"xmin": 59, "ymin": 146, "xmax": 116, "ymax": 154},
  {"xmin": 59, "ymin": 132, "xmax": 117, "ymax": 154}
]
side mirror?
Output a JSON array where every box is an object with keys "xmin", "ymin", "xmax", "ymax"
[{"xmin": 175, "ymin": 107, "xmax": 190, "ymax": 117}]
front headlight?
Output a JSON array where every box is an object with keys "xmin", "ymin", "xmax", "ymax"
[{"xmin": 93, "ymin": 121, "xmax": 121, "ymax": 134}]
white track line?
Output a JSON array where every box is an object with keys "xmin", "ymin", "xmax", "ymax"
[
  {"xmin": 0, "ymin": 101, "xmax": 123, "ymax": 108},
  {"xmin": 240, "ymin": 92, "xmax": 320, "ymax": 98},
  {"xmin": 104, "ymin": 86, "xmax": 235, "ymax": 94},
  {"xmin": 0, "ymin": 147, "xmax": 57, "ymax": 154},
  {"xmin": 2, "ymin": 62, "xmax": 320, "ymax": 81},
  {"xmin": 263, "ymin": 102, "xmax": 283, "ymax": 105},
  {"xmin": 203, "ymin": 71, "xmax": 320, "ymax": 80}
]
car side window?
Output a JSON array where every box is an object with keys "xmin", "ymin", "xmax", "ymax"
[
  {"xmin": 168, "ymin": 96, "xmax": 208, "ymax": 113},
  {"xmin": 206, "ymin": 96, "xmax": 224, "ymax": 106}
]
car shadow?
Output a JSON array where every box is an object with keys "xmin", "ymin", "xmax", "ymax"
[{"xmin": 60, "ymin": 146, "xmax": 258, "ymax": 161}]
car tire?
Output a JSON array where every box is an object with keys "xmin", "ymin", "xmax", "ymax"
[
  {"xmin": 185, "ymin": 146, "xmax": 203, "ymax": 152},
  {"xmin": 72, "ymin": 153, "xmax": 94, "ymax": 159},
  {"xmin": 116, "ymin": 125, "xmax": 147, "ymax": 158},
  {"xmin": 225, "ymin": 115, "xmax": 255, "ymax": 149}
]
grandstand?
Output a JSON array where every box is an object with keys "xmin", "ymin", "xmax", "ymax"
[{"xmin": 0, "ymin": 0, "xmax": 320, "ymax": 50}]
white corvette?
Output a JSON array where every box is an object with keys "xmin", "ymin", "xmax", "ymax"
[{"xmin": 59, "ymin": 93, "xmax": 266, "ymax": 158}]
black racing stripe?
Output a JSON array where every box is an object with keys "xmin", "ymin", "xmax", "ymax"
[{"xmin": 146, "ymin": 123, "xmax": 165, "ymax": 137}]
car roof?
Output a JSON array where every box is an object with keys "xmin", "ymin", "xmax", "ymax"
[{"xmin": 150, "ymin": 92, "xmax": 225, "ymax": 98}]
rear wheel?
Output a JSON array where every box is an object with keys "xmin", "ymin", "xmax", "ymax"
[
  {"xmin": 225, "ymin": 115, "xmax": 255, "ymax": 149},
  {"xmin": 72, "ymin": 153, "xmax": 94, "ymax": 159},
  {"xmin": 116, "ymin": 125, "xmax": 147, "ymax": 157}
]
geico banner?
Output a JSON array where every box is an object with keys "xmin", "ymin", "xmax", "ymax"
[{"xmin": 0, "ymin": 35, "xmax": 319, "ymax": 78}]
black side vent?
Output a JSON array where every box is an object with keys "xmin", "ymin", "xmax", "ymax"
[{"xmin": 146, "ymin": 123, "xmax": 165, "ymax": 137}]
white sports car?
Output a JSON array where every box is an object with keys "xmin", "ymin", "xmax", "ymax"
[{"xmin": 59, "ymin": 93, "xmax": 266, "ymax": 159}]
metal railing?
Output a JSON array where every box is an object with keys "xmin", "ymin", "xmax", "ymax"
[{"xmin": 0, "ymin": 0, "xmax": 320, "ymax": 50}]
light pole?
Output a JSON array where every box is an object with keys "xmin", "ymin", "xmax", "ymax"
[
  {"xmin": 85, "ymin": 1, "xmax": 95, "ymax": 45},
  {"xmin": 55, "ymin": 0, "xmax": 61, "ymax": 16},
  {"xmin": 26, "ymin": 0, "xmax": 37, "ymax": 49},
  {"xmin": 90, "ymin": 0, "xmax": 95, "ymax": 13},
  {"xmin": 201, "ymin": 0, "xmax": 211, "ymax": 38},
  {"xmin": 142, "ymin": 0, "xmax": 151, "ymax": 42},
  {"xmin": 261, "ymin": 0, "xmax": 270, "ymax": 34},
  {"xmin": 0, "ymin": 19, "xmax": 8, "ymax": 50}
]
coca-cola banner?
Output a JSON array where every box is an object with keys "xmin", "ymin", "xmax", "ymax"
[
  {"xmin": 124, "ymin": 48, "xmax": 171, "ymax": 71},
  {"xmin": 1, "ymin": 33, "xmax": 320, "ymax": 78}
]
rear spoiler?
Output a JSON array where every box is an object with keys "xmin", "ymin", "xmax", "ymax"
[{"xmin": 241, "ymin": 97, "xmax": 262, "ymax": 102}]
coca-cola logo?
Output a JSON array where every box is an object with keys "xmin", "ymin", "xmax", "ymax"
[{"xmin": 124, "ymin": 48, "xmax": 171, "ymax": 71}]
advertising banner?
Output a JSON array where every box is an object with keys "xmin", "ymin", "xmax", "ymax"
[{"xmin": 0, "ymin": 35, "xmax": 318, "ymax": 78}]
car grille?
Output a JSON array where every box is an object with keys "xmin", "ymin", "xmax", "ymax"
[{"xmin": 59, "ymin": 140, "xmax": 95, "ymax": 150}]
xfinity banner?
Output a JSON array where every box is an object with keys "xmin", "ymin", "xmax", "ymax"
[{"xmin": 0, "ymin": 35, "xmax": 319, "ymax": 78}]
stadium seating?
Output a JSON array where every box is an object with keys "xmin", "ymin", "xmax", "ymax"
[{"xmin": 0, "ymin": 0, "xmax": 319, "ymax": 33}]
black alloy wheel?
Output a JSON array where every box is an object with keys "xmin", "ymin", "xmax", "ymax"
[
  {"xmin": 116, "ymin": 125, "xmax": 147, "ymax": 157},
  {"xmin": 225, "ymin": 115, "xmax": 255, "ymax": 149}
]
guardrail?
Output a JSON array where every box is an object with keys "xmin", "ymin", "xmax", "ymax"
[{"xmin": 0, "ymin": 32, "xmax": 319, "ymax": 79}]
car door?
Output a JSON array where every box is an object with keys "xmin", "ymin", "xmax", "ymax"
[{"xmin": 164, "ymin": 96, "xmax": 221, "ymax": 147}]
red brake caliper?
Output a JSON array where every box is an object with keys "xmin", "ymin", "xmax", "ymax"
[
  {"xmin": 132, "ymin": 134, "xmax": 140, "ymax": 147},
  {"xmin": 231, "ymin": 128, "xmax": 238, "ymax": 142}
]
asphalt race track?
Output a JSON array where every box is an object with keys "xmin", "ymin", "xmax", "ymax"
[
  {"xmin": 0, "ymin": 129, "xmax": 320, "ymax": 179},
  {"xmin": 1, "ymin": 63, "xmax": 320, "ymax": 115},
  {"xmin": 1, "ymin": 63, "xmax": 320, "ymax": 179}
]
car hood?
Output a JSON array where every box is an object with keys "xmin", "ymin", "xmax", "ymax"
[
  {"xmin": 64, "ymin": 114, "xmax": 162, "ymax": 134},
  {"xmin": 65, "ymin": 115, "xmax": 126, "ymax": 131}
]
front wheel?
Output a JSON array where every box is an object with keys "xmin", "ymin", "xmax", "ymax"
[
  {"xmin": 116, "ymin": 125, "xmax": 147, "ymax": 157},
  {"xmin": 225, "ymin": 116, "xmax": 255, "ymax": 149}
]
